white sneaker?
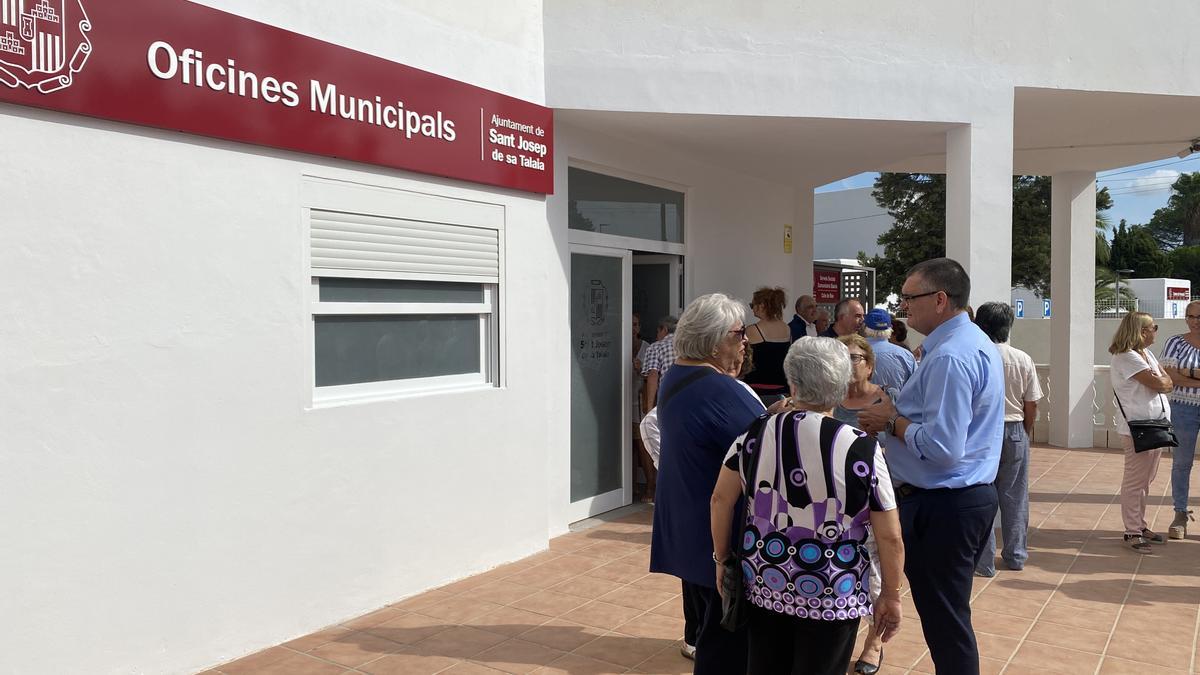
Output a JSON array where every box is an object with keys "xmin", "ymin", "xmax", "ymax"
[{"xmin": 680, "ymin": 642, "xmax": 696, "ymax": 660}]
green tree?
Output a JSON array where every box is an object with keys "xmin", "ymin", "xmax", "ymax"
[
  {"xmin": 1010, "ymin": 176, "xmax": 1051, "ymax": 296},
  {"xmin": 858, "ymin": 174, "xmax": 946, "ymax": 303},
  {"xmin": 1110, "ymin": 219, "xmax": 1173, "ymax": 277},
  {"xmin": 1167, "ymin": 245, "xmax": 1200, "ymax": 289},
  {"xmin": 860, "ymin": 174, "xmax": 1112, "ymax": 300},
  {"xmin": 1144, "ymin": 172, "xmax": 1200, "ymax": 249}
]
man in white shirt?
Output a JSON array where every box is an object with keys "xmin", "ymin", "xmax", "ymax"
[{"xmin": 973, "ymin": 302, "xmax": 1043, "ymax": 575}]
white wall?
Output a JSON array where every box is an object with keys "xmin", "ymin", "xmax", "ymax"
[
  {"xmin": 0, "ymin": 2, "xmax": 556, "ymax": 674},
  {"xmin": 1009, "ymin": 319, "xmax": 1186, "ymax": 366},
  {"xmin": 906, "ymin": 318, "xmax": 1187, "ymax": 366},
  {"xmin": 543, "ymin": 1, "xmax": 1200, "ymax": 123}
]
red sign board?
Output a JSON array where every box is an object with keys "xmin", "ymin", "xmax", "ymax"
[
  {"xmin": 1168, "ymin": 286, "xmax": 1190, "ymax": 301},
  {"xmin": 0, "ymin": 0, "xmax": 554, "ymax": 193},
  {"xmin": 814, "ymin": 269, "xmax": 841, "ymax": 304}
]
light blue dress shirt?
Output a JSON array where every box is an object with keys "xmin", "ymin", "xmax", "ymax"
[
  {"xmin": 868, "ymin": 337, "xmax": 917, "ymax": 392},
  {"xmin": 883, "ymin": 312, "xmax": 1004, "ymax": 489}
]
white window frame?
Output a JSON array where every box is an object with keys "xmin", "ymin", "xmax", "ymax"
[
  {"xmin": 302, "ymin": 177, "xmax": 504, "ymax": 406},
  {"xmin": 565, "ymin": 160, "xmax": 688, "ymax": 256}
]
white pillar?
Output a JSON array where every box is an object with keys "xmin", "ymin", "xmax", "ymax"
[
  {"xmin": 944, "ymin": 107, "xmax": 1014, "ymax": 307},
  {"xmin": 1049, "ymin": 172, "xmax": 1097, "ymax": 448},
  {"xmin": 794, "ymin": 186, "xmax": 815, "ymax": 296}
]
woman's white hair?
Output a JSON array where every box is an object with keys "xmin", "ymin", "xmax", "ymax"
[
  {"xmin": 784, "ymin": 337, "xmax": 852, "ymax": 409},
  {"xmin": 674, "ymin": 293, "xmax": 747, "ymax": 360}
]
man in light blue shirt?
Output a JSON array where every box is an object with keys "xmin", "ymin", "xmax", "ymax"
[
  {"xmin": 862, "ymin": 308, "xmax": 917, "ymax": 392},
  {"xmin": 860, "ymin": 258, "xmax": 1003, "ymax": 675}
]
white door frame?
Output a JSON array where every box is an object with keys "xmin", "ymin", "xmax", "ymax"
[{"xmin": 567, "ymin": 243, "xmax": 633, "ymax": 522}]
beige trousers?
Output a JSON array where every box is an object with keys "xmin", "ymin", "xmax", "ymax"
[{"xmin": 1120, "ymin": 434, "xmax": 1163, "ymax": 536}]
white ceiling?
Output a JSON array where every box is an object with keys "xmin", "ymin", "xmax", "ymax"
[{"xmin": 556, "ymin": 88, "xmax": 1200, "ymax": 187}]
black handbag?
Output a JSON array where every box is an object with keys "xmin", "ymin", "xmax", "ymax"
[
  {"xmin": 1114, "ymin": 392, "xmax": 1178, "ymax": 453},
  {"xmin": 720, "ymin": 420, "xmax": 762, "ymax": 632},
  {"xmin": 718, "ymin": 487, "xmax": 750, "ymax": 631}
]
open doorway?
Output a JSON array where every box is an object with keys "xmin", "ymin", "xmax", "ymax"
[
  {"xmin": 633, "ymin": 254, "xmax": 682, "ymax": 342},
  {"xmin": 630, "ymin": 253, "xmax": 682, "ymax": 503}
]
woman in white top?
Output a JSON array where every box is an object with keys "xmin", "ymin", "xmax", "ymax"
[{"xmin": 1109, "ymin": 311, "xmax": 1174, "ymax": 553}]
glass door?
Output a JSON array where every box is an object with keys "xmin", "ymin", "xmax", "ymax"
[{"xmin": 568, "ymin": 244, "xmax": 632, "ymax": 521}]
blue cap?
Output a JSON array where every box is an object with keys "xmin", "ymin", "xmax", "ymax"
[{"xmin": 864, "ymin": 308, "xmax": 892, "ymax": 331}]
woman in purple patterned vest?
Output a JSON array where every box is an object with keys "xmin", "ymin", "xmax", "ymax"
[{"xmin": 711, "ymin": 337, "xmax": 906, "ymax": 675}]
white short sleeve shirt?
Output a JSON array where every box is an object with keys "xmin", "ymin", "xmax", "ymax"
[
  {"xmin": 1110, "ymin": 349, "xmax": 1171, "ymax": 436},
  {"xmin": 996, "ymin": 343, "xmax": 1043, "ymax": 422}
]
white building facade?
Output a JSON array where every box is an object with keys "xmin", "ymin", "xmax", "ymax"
[{"xmin": 6, "ymin": 1, "xmax": 1200, "ymax": 672}]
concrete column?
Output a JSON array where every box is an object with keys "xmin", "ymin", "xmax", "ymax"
[
  {"xmin": 944, "ymin": 108, "xmax": 1014, "ymax": 307},
  {"xmin": 794, "ymin": 186, "xmax": 815, "ymax": 296},
  {"xmin": 1049, "ymin": 172, "xmax": 1097, "ymax": 448}
]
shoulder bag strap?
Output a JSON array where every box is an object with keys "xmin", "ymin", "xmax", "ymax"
[
  {"xmin": 658, "ymin": 367, "xmax": 717, "ymax": 410},
  {"xmin": 1113, "ymin": 387, "xmax": 1169, "ymax": 423},
  {"xmin": 1113, "ymin": 391, "xmax": 1130, "ymax": 422}
]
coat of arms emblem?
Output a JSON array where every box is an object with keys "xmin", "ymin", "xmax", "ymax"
[{"xmin": 0, "ymin": 0, "xmax": 91, "ymax": 93}]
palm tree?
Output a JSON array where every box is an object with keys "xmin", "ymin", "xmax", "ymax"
[
  {"xmin": 1096, "ymin": 210, "xmax": 1112, "ymax": 267},
  {"xmin": 1095, "ymin": 267, "xmax": 1136, "ymax": 309}
]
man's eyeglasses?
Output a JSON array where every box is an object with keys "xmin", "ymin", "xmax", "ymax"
[
  {"xmin": 727, "ymin": 328, "xmax": 747, "ymax": 339},
  {"xmin": 900, "ymin": 290, "xmax": 941, "ymax": 303},
  {"xmin": 848, "ymin": 354, "xmax": 867, "ymax": 363},
  {"xmin": 1187, "ymin": 314, "xmax": 1200, "ymax": 321}
]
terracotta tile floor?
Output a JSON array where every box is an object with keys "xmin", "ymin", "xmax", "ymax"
[{"xmin": 209, "ymin": 444, "xmax": 1200, "ymax": 674}]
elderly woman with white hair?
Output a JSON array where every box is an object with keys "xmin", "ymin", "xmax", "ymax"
[
  {"xmin": 650, "ymin": 293, "xmax": 767, "ymax": 673},
  {"xmin": 711, "ymin": 337, "xmax": 905, "ymax": 675}
]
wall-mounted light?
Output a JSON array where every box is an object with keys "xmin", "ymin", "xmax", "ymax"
[{"xmin": 1177, "ymin": 139, "xmax": 1200, "ymax": 159}]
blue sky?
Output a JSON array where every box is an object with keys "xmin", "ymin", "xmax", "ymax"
[{"xmin": 816, "ymin": 157, "xmax": 1200, "ymax": 236}]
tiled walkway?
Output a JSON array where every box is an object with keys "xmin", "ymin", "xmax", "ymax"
[{"xmin": 207, "ymin": 444, "xmax": 1200, "ymax": 674}]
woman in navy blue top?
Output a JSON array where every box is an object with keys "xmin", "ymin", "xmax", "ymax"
[{"xmin": 650, "ymin": 292, "xmax": 765, "ymax": 674}]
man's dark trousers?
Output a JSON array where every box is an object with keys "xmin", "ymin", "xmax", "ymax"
[{"xmin": 899, "ymin": 483, "xmax": 997, "ymax": 675}]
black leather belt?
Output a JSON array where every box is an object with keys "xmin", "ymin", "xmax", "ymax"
[{"xmin": 896, "ymin": 482, "xmax": 993, "ymax": 498}]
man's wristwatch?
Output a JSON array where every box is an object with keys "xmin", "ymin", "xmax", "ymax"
[
  {"xmin": 713, "ymin": 551, "xmax": 730, "ymax": 564},
  {"xmin": 885, "ymin": 413, "xmax": 900, "ymax": 436}
]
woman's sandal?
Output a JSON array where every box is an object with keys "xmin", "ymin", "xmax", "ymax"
[{"xmin": 853, "ymin": 648, "xmax": 883, "ymax": 674}]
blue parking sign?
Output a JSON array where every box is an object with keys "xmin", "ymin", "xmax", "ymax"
[
  {"xmin": 1043, "ymin": 299, "xmax": 1051, "ymax": 318},
  {"xmin": 1015, "ymin": 299, "xmax": 1024, "ymax": 318}
]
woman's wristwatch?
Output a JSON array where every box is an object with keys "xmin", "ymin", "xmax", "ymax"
[{"xmin": 712, "ymin": 551, "xmax": 730, "ymax": 564}]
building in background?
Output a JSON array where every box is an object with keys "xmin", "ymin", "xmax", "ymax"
[{"xmin": 814, "ymin": 186, "xmax": 892, "ymax": 260}]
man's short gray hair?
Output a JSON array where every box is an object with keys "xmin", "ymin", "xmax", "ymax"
[
  {"xmin": 659, "ymin": 315, "xmax": 678, "ymax": 333},
  {"xmin": 862, "ymin": 326, "xmax": 893, "ymax": 340},
  {"xmin": 784, "ymin": 337, "xmax": 852, "ymax": 410},
  {"xmin": 674, "ymin": 293, "xmax": 747, "ymax": 360}
]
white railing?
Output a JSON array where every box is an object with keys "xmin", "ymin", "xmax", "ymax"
[{"xmin": 1032, "ymin": 364, "xmax": 1122, "ymax": 448}]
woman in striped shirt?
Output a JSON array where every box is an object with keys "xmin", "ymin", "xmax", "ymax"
[{"xmin": 1159, "ymin": 300, "xmax": 1200, "ymax": 539}]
